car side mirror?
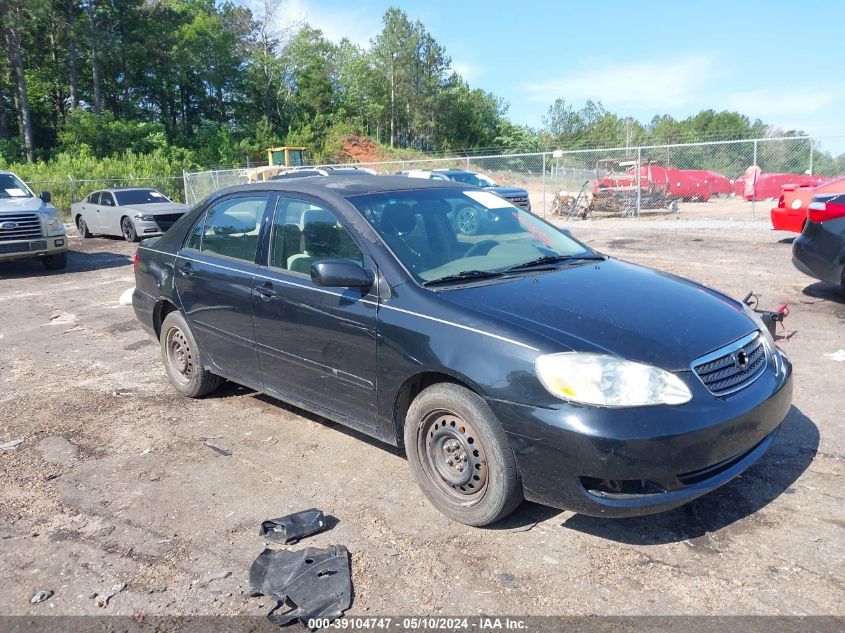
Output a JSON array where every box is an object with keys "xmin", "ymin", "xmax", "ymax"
[
  {"xmin": 40, "ymin": 191, "xmax": 52, "ymax": 204},
  {"xmin": 311, "ymin": 260, "xmax": 374, "ymax": 290}
]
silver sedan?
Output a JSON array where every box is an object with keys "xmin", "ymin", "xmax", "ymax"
[{"xmin": 71, "ymin": 188, "xmax": 189, "ymax": 242}]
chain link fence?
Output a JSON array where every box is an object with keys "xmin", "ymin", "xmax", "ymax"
[
  {"xmin": 22, "ymin": 176, "xmax": 186, "ymax": 217},
  {"xmin": 178, "ymin": 135, "xmax": 843, "ymax": 221}
]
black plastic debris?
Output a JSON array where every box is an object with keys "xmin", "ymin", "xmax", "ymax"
[
  {"xmin": 259, "ymin": 508, "xmax": 327, "ymax": 544},
  {"xmin": 249, "ymin": 545, "xmax": 351, "ymax": 628}
]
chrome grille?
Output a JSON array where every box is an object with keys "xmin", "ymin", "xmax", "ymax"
[
  {"xmin": 505, "ymin": 195, "xmax": 530, "ymax": 210},
  {"xmin": 153, "ymin": 212, "xmax": 185, "ymax": 231},
  {"xmin": 692, "ymin": 332, "xmax": 767, "ymax": 396},
  {"xmin": 0, "ymin": 213, "xmax": 42, "ymax": 242}
]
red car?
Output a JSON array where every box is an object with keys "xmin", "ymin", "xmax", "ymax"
[{"xmin": 771, "ymin": 176, "xmax": 845, "ymax": 232}]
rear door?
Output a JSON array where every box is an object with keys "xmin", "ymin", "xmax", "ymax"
[
  {"xmin": 83, "ymin": 192, "xmax": 103, "ymax": 231},
  {"xmin": 252, "ymin": 196, "xmax": 379, "ymax": 429},
  {"xmin": 174, "ymin": 193, "xmax": 271, "ymax": 385},
  {"xmin": 100, "ymin": 192, "xmax": 120, "ymax": 235}
]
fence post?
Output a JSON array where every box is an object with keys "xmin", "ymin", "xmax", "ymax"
[
  {"xmin": 809, "ymin": 138, "xmax": 814, "ymax": 175},
  {"xmin": 542, "ymin": 153, "xmax": 546, "ymax": 217},
  {"xmin": 465, "ymin": 156, "xmax": 470, "ymax": 170},
  {"xmin": 752, "ymin": 139, "xmax": 758, "ymax": 221},
  {"xmin": 636, "ymin": 146, "xmax": 642, "ymax": 217},
  {"xmin": 67, "ymin": 175, "xmax": 76, "ymax": 206}
]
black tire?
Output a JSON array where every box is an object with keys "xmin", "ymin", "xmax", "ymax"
[
  {"xmin": 160, "ymin": 311, "xmax": 222, "ymax": 398},
  {"xmin": 404, "ymin": 383, "xmax": 523, "ymax": 526},
  {"xmin": 41, "ymin": 252, "xmax": 67, "ymax": 270},
  {"xmin": 121, "ymin": 216, "xmax": 139, "ymax": 242},
  {"xmin": 76, "ymin": 215, "xmax": 92, "ymax": 238}
]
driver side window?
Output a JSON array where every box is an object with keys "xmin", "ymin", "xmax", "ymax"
[{"xmin": 269, "ymin": 198, "xmax": 362, "ymax": 275}]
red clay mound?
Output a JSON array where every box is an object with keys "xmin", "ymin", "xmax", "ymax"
[{"xmin": 332, "ymin": 136, "xmax": 384, "ymax": 164}]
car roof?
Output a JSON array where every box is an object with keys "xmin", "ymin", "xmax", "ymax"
[
  {"xmin": 215, "ymin": 175, "xmax": 471, "ymax": 198},
  {"xmin": 102, "ymin": 187, "xmax": 159, "ymax": 193},
  {"xmin": 433, "ymin": 169, "xmax": 478, "ymax": 176}
]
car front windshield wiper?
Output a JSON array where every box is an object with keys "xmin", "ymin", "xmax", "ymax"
[
  {"xmin": 504, "ymin": 253, "xmax": 606, "ymax": 272},
  {"xmin": 422, "ymin": 269, "xmax": 504, "ymax": 287}
]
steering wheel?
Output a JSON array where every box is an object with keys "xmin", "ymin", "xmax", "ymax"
[{"xmin": 462, "ymin": 240, "xmax": 498, "ymax": 258}]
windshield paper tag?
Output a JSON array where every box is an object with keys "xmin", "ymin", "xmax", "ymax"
[
  {"xmin": 462, "ymin": 190, "xmax": 513, "ymax": 209},
  {"xmin": 5, "ymin": 188, "xmax": 26, "ymax": 197},
  {"xmin": 150, "ymin": 192, "xmax": 164, "ymax": 197}
]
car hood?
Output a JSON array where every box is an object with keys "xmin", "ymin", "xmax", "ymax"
[
  {"xmin": 439, "ymin": 258, "xmax": 756, "ymax": 370},
  {"xmin": 120, "ymin": 203, "xmax": 189, "ymax": 215},
  {"xmin": 0, "ymin": 197, "xmax": 53, "ymax": 214},
  {"xmin": 486, "ymin": 186, "xmax": 528, "ymax": 197}
]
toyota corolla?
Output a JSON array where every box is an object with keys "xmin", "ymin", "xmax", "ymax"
[{"xmin": 132, "ymin": 176, "xmax": 793, "ymax": 526}]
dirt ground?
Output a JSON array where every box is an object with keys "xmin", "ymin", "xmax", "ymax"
[{"xmin": 0, "ymin": 221, "xmax": 843, "ymax": 621}]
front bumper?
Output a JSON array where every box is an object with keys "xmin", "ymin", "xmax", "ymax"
[
  {"xmin": 0, "ymin": 235, "xmax": 67, "ymax": 262},
  {"xmin": 488, "ymin": 353, "xmax": 793, "ymax": 518}
]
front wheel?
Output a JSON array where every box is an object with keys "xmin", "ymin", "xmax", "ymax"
[
  {"xmin": 160, "ymin": 312, "xmax": 222, "ymax": 398},
  {"xmin": 121, "ymin": 216, "xmax": 139, "ymax": 242},
  {"xmin": 404, "ymin": 383, "xmax": 523, "ymax": 526},
  {"xmin": 42, "ymin": 252, "xmax": 67, "ymax": 270}
]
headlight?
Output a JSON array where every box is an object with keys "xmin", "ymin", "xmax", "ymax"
[
  {"xmin": 44, "ymin": 214, "xmax": 65, "ymax": 235},
  {"xmin": 534, "ymin": 352, "xmax": 692, "ymax": 407},
  {"xmin": 134, "ymin": 214, "xmax": 156, "ymax": 221}
]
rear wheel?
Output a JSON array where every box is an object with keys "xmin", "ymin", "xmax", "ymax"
[
  {"xmin": 404, "ymin": 383, "xmax": 523, "ymax": 526},
  {"xmin": 160, "ymin": 311, "xmax": 222, "ymax": 398},
  {"xmin": 41, "ymin": 252, "xmax": 67, "ymax": 270},
  {"xmin": 121, "ymin": 216, "xmax": 139, "ymax": 242},
  {"xmin": 76, "ymin": 215, "xmax": 92, "ymax": 238}
]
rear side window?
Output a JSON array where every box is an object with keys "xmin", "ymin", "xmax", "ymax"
[
  {"xmin": 187, "ymin": 195, "xmax": 269, "ymax": 262},
  {"xmin": 88, "ymin": 192, "xmax": 101, "ymax": 204}
]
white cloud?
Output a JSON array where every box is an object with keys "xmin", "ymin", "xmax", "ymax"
[
  {"xmin": 521, "ymin": 53, "xmax": 722, "ymax": 109},
  {"xmin": 281, "ymin": 0, "xmax": 378, "ymax": 47},
  {"xmin": 452, "ymin": 61, "xmax": 484, "ymax": 83}
]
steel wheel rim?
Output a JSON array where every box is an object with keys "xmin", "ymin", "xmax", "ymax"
[
  {"xmin": 418, "ymin": 410, "xmax": 488, "ymax": 504},
  {"xmin": 166, "ymin": 327, "xmax": 193, "ymax": 385},
  {"xmin": 456, "ymin": 208, "xmax": 479, "ymax": 234},
  {"xmin": 77, "ymin": 217, "xmax": 85, "ymax": 232},
  {"xmin": 122, "ymin": 218, "xmax": 134, "ymax": 240}
]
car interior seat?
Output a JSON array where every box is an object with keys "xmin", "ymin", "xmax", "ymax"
[
  {"xmin": 287, "ymin": 208, "xmax": 340, "ymax": 274},
  {"xmin": 380, "ymin": 203, "xmax": 424, "ymax": 270}
]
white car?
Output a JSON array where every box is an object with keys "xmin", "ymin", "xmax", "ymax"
[{"xmin": 71, "ymin": 188, "xmax": 189, "ymax": 242}]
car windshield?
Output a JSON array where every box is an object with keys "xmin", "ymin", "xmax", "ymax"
[
  {"xmin": 114, "ymin": 189, "xmax": 171, "ymax": 205},
  {"xmin": 0, "ymin": 173, "xmax": 33, "ymax": 198},
  {"xmin": 443, "ymin": 172, "xmax": 497, "ymax": 187},
  {"xmin": 347, "ymin": 188, "xmax": 597, "ymax": 285}
]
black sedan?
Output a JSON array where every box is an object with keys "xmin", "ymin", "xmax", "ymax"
[
  {"xmin": 132, "ymin": 176, "xmax": 792, "ymax": 526},
  {"xmin": 793, "ymin": 193, "xmax": 845, "ymax": 287}
]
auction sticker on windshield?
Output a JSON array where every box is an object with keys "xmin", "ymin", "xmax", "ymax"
[
  {"xmin": 463, "ymin": 190, "xmax": 513, "ymax": 209},
  {"xmin": 5, "ymin": 188, "xmax": 26, "ymax": 197}
]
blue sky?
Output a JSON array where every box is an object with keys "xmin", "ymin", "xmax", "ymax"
[{"xmin": 282, "ymin": 0, "xmax": 844, "ymax": 151}]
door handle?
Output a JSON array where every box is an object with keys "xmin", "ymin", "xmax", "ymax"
[
  {"xmin": 176, "ymin": 261, "xmax": 194, "ymax": 276},
  {"xmin": 255, "ymin": 282, "xmax": 277, "ymax": 300}
]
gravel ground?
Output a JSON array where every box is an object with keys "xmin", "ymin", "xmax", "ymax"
[{"xmin": 0, "ymin": 222, "xmax": 843, "ymax": 620}]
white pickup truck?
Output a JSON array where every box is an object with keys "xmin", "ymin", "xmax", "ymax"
[{"xmin": 0, "ymin": 170, "xmax": 67, "ymax": 270}]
